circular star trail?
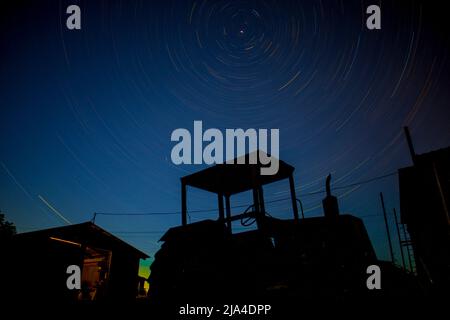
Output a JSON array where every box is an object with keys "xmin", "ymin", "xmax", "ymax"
[{"xmin": 0, "ymin": 0, "xmax": 449, "ymax": 261}]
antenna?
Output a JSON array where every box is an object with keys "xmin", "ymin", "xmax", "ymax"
[{"xmin": 404, "ymin": 126, "xmax": 417, "ymax": 165}]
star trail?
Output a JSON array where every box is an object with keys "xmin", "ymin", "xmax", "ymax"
[{"xmin": 0, "ymin": 0, "xmax": 449, "ymax": 271}]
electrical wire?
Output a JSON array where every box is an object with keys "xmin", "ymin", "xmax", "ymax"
[{"xmin": 93, "ymin": 171, "xmax": 397, "ymax": 218}]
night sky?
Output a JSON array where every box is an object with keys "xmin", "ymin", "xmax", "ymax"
[{"xmin": 1, "ymin": 0, "xmax": 449, "ymax": 274}]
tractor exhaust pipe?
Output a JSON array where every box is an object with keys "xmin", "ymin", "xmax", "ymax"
[{"xmin": 322, "ymin": 174, "xmax": 340, "ymax": 218}]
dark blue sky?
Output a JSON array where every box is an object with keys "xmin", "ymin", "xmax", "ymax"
[{"xmin": 1, "ymin": 0, "xmax": 449, "ymax": 265}]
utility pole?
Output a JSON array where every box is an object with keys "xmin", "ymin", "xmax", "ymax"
[
  {"xmin": 380, "ymin": 192, "xmax": 394, "ymax": 263},
  {"xmin": 404, "ymin": 126, "xmax": 417, "ymax": 165}
]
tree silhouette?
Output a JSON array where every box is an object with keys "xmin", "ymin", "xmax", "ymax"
[
  {"xmin": 0, "ymin": 212, "xmax": 17, "ymax": 299},
  {"xmin": 0, "ymin": 212, "xmax": 16, "ymax": 242}
]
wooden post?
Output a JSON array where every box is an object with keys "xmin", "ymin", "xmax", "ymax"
[
  {"xmin": 225, "ymin": 195, "xmax": 232, "ymax": 235},
  {"xmin": 253, "ymin": 188, "xmax": 262, "ymax": 229},
  {"xmin": 404, "ymin": 126, "xmax": 417, "ymax": 165},
  {"xmin": 181, "ymin": 182, "xmax": 187, "ymax": 226},
  {"xmin": 289, "ymin": 174, "xmax": 299, "ymax": 221},
  {"xmin": 218, "ymin": 193, "xmax": 225, "ymax": 221},
  {"xmin": 258, "ymin": 186, "xmax": 266, "ymax": 215}
]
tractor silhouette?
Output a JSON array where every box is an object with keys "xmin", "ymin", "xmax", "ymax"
[{"xmin": 148, "ymin": 152, "xmax": 389, "ymax": 301}]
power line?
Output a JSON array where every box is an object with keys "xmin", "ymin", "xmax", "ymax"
[
  {"xmin": 293, "ymin": 172, "xmax": 397, "ymax": 197},
  {"xmin": 93, "ymin": 171, "xmax": 397, "ymax": 218},
  {"xmin": 331, "ymin": 172, "xmax": 397, "ymax": 191},
  {"xmin": 94, "ymin": 203, "xmax": 252, "ymax": 216}
]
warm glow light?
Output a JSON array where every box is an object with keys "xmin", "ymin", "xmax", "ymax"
[{"xmin": 49, "ymin": 236, "xmax": 82, "ymax": 247}]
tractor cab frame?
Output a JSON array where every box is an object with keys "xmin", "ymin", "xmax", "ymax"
[{"xmin": 180, "ymin": 151, "xmax": 301, "ymax": 232}]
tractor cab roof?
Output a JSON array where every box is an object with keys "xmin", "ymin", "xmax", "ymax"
[{"xmin": 181, "ymin": 151, "xmax": 294, "ymax": 196}]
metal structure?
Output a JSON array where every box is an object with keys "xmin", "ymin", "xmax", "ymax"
[{"xmin": 399, "ymin": 127, "xmax": 450, "ymax": 290}]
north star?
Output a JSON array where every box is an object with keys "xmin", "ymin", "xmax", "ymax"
[{"xmin": 179, "ymin": 304, "xmax": 214, "ymax": 318}]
